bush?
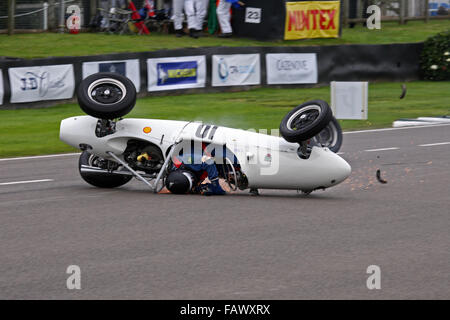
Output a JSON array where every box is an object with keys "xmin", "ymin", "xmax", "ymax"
[{"xmin": 420, "ymin": 31, "xmax": 450, "ymax": 81}]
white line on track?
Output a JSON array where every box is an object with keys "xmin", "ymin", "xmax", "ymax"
[
  {"xmin": 343, "ymin": 123, "xmax": 450, "ymax": 134},
  {"xmin": 0, "ymin": 153, "xmax": 80, "ymax": 162},
  {"xmin": 418, "ymin": 142, "xmax": 450, "ymax": 147},
  {"xmin": 0, "ymin": 179, "xmax": 54, "ymax": 186},
  {"xmin": 364, "ymin": 147, "xmax": 399, "ymax": 152}
]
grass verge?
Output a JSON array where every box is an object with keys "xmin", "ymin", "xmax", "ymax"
[
  {"xmin": 0, "ymin": 20, "xmax": 449, "ymax": 59},
  {"xmin": 0, "ymin": 81, "xmax": 449, "ymax": 158}
]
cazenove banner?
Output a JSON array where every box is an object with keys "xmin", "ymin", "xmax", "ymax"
[
  {"xmin": 8, "ymin": 64, "xmax": 75, "ymax": 103},
  {"xmin": 0, "ymin": 70, "xmax": 3, "ymax": 105},
  {"xmin": 147, "ymin": 56, "xmax": 206, "ymax": 91},
  {"xmin": 212, "ymin": 54, "xmax": 261, "ymax": 87},
  {"xmin": 284, "ymin": 1, "xmax": 340, "ymax": 40},
  {"xmin": 266, "ymin": 53, "xmax": 317, "ymax": 84},
  {"xmin": 82, "ymin": 59, "xmax": 141, "ymax": 92}
]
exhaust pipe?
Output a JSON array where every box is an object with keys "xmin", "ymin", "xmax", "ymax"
[{"xmin": 80, "ymin": 165, "xmax": 156, "ymax": 179}]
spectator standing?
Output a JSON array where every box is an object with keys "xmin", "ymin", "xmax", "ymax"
[
  {"xmin": 185, "ymin": 0, "xmax": 209, "ymax": 38},
  {"xmin": 172, "ymin": 0, "xmax": 186, "ymax": 37},
  {"xmin": 216, "ymin": 0, "xmax": 245, "ymax": 38}
]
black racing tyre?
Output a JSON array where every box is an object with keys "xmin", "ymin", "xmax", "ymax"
[
  {"xmin": 79, "ymin": 151, "xmax": 132, "ymax": 188},
  {"xmin": 280, "ymin": 100, "xmax": 333, "ymax": 143},
  {"xmin": 77, "ymin": 72, "xmax": 136, "ymax": 119},
  {"xmin": 311, "ymin": 116, "xmax": 343, "ymax": 153}
]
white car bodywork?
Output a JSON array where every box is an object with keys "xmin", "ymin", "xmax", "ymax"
[{"xmin": 60, "ymin": 115, "xmax": 351, "ymax": 191}]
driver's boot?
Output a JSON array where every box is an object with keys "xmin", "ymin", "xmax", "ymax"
[{"xmin": 210, "ymin": 179, "xmax": 226, "ymax": 195}]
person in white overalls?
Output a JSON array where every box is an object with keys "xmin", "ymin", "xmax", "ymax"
[
  {"xmin": 216, "ymin": 0, "xmax": 245, "ymax": 37},
  {"xmin": 185, "ymin": 0, "xmax": 209, "ymax": 38},
  {"xmin": 172, "ymin": 0, "xmax": 186, "ymax": 37},
  {"xmin": 172, "ymin": 0, "xmax": 209, "ymax": 38}
]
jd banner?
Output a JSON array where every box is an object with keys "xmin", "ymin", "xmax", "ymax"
[
  {"xmin": 212, "ymin": 54, "xmax": 261, "ymax": 87},
  {"xmin": 82, "ymin": 59, "xmax": 141, "ymax": 92},
  {"xmin": 0, "ymin": 70, "xmax": 3, "ymax": 105},
  {"xmin": 284, "ymin": 1, "xmax": 340, "ymax": 40},
  {"xmin": 266, "ymin": 53, "xmax": 317, "ymax": 84},
  {"xmin": 8, "ymin": 64, "xmax": 75, "ymax": 103},
  {"xmin": 147, "ymin": 56, "xmax": 206, "ymax": 92}
]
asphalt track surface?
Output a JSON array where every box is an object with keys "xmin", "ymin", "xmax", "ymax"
[{"xmin": 0, "ymin": 124, "xmax": 449, "ymax": 299}]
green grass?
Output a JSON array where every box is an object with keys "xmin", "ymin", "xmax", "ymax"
[
  {"xmin": 0, "ymin": 81, "xmax": 449, "ymax": 158},
  {"xmin": 1, "ymin": 20, "xmax": 449, "ymax": 58}
]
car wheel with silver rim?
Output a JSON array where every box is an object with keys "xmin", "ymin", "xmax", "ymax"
[
  {"xmin": 280, "ymin": 100, "xmax": 333, "ymax": 143},
  {"xmin": 77, "ymin": 72, "xmax": 136, "ymax": 119}
]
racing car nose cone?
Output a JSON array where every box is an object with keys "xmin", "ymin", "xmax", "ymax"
[{"xmin": 337, "ymin": 159, "xmax": 352, "ymax": 182}]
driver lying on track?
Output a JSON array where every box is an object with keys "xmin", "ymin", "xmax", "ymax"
[{"xmin": 165, "ymin": 150, "xmax": 226, "ymax": 196}]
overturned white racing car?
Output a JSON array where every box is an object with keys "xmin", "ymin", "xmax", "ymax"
[{"xmin": 60, "ymin": 73, "xmax": 350, "ymax": 195}]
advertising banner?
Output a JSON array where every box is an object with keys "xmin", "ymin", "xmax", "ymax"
[
  {"xmin": 331, "ymin": 81, "xmax": 368, "ymax": 120},
  {"xmin": 147, "ymin": 56, "xmax": 206, "ymax": 92},
  {"xmin": 82, "ymin": 59, "xmax": 141, "ymax": 92},
  {"xmin": 8, "ymin": 64, "xmax": 75, "ymax": 103},
  {"xmin": 0, "ymin": 70, "xmax": 3, "ymax": 105},
  {"xmin": 285, "ymin": 1, "xmax": 340, "ymax": 40},
  {"xmin": 212, "ymin": 54, "xmax": 261, "ymax": 87},
  {"xmin": 266, "ymin": 53, "xmax": 317, "ymax": 84}
]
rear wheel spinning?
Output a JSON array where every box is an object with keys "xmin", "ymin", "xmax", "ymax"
[{"xmin": 79, "ymin": 151, "xmax": 132, "ymax": 188}]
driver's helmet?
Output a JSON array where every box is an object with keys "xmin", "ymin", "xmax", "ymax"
[{"xmin": 165, "ymin": 170, "xmax": 197, "ymax": 194}]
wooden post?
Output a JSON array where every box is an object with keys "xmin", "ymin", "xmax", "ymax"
[
  {"xmin": 424, "ymin": 0, "xmax": 429, "ymax": 23},
  {"xmin": 356, "ymin": 0, "xmax": 361, "ymax": 20},
  {"xmin": 399, "ymin": 0, "xmax": 405, "ymax": 25},
  {"xmin": 7, "ymin": 0, "xmax": 15, "ymax": 35},
  {"xmin": 47, "ymin": 0, "xmax": 55, "ymax": 30},
  {"xmin": 90, "ymin": 0, "xmax": 98, "ymax": 18},
  {"xmin": 343, "ymin": 0, "xmax": 349, "ymax": 28},
  {"xmin": 59, "ymin": 0, "xmax": 65, "ymax": 33},
  {"xmin": 404, "ymin": 0, "xmax": 408, "ymax": 24}
]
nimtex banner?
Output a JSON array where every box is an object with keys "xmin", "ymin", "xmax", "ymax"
[{"xmin": 284, "ymin": 1, "xmax": 340, "ymax": 40}]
